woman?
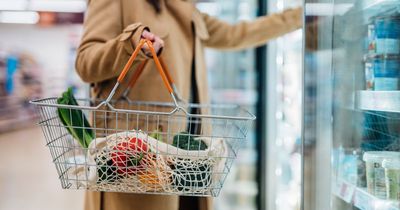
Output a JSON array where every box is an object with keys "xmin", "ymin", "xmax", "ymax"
[{"xmin": 76, "ymin": 0, "xmax": 302, "ymax": 210}]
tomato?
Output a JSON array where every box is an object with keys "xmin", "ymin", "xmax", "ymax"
[{"xmin": 111, "ymin": 137, "xmax": 149, "ymax": 175}]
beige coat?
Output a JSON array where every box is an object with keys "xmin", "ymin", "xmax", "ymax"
[{"xmin": 76, "ymin": 0, "xmax": 302, "ymax": 210}]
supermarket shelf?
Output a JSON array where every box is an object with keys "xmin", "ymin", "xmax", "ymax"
[
  {"xmin": 360, "ymin": 0, "xmax": 400, "ymax": 23},
  {"xmin": 307, "ymin": 0, "xmax": 399, "ymax": 18},
  {"xmin": 356, "ymin": 91, "xmax": 400, "ymax": 113},
  {"xmin": 334, "ymin": 179, "xmax": 399, "ymax": 210}
]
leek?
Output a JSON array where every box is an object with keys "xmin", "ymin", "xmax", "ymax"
[{"xmin": 57, "ymin": 87, "xmax": 94, "ymax": 148}]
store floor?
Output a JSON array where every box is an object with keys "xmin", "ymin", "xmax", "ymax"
[{"xmin": 0, "ymin": 126, "xmax": 84, "ymax": 210}]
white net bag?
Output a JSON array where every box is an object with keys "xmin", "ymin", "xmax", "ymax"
[{"xmin": 69, "ymin": 130, "xmax": 228, "ymax": 194}]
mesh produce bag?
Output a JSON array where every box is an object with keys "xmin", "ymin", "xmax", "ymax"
[{"xmin": 69, "ymin": 131, "xmax": 228, "ymax": 194}]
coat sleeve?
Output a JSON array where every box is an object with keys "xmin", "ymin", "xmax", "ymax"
[
  {"xmin": 76, "ymin": 0, "xmax": 148, "ymax": 83},
  {"xmin": 201, "ymin": 7, "xmax": 303, "ymax": 50}
]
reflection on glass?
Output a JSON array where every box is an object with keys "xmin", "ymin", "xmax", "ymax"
[{"xmin": 196, "ymin": 1, "xmax": 258, "ymax": 210}]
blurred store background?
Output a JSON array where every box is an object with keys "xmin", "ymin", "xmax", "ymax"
[
  {"xmin": 5, "ymin": 1, "xmax": 400, "ymax": 210},
  {"xmin": 0, "ymin": 1, "xmax": 87, "ymax": 210},
  {"xmin": 0, "ymin": 0, "xmax": 303, "ymax": 210}
]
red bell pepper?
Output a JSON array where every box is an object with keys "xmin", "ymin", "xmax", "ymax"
[{"xmin": 111, "ymin": 137, "xmax": 149, "ymax": 175}]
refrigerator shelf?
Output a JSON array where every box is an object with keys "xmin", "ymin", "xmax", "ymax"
[
  {"xmin": 356, "ymin": 91, "xmax": 400, "ymax": 113},
  {"xmin": 360, "ymin": 0, "xmax": 400, "ymax": 23},
  {"xmin": 334, "ymin": 178, "xmax": 400, "ymax": 210}
]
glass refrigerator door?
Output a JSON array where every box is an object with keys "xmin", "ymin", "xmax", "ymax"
[
  {"xmin": 196, "ymin": 1, "xmax": 258, "ymax": 210},
  {"xmin": 303, "ymin": 0, "xmax": 400, "ymax": 210}
]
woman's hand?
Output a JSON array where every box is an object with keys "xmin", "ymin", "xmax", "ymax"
[{"xmin": 140, "ymin": 30, "xmax": 164, "ymax": 57}]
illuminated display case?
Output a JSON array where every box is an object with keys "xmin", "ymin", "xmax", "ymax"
[{"xmin": 303, "ymin": 1, "xmax": 400, "ymax": 210}]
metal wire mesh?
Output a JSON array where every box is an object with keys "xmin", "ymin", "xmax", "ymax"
[
  {"xmin": 362, "ymin": 111, "xmax": 400, "ymax": 152},
  {"xmin": 32, "ymin": 97, "xmax": 254, "ymax": 197}
]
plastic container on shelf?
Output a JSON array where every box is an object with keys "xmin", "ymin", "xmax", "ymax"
[
  {"xmin": 364, "ymin": 54, "xmax": 400, "ymax": 91},
  {"xmin": 363, "ymin": 151, "xmax": 400, "ymax": 199},
  {"xmin": 367, "ymin": 24, "xmax": 376, "ymax": 54},
  {"xmin": 336, "ymin": 147, "xmax": 359, "ymax": 185},
  {"xmin": 382, "ymin": 158, "xmax": 400, "ymax": 201},
  {"xmin": 374, "ymin": 15, "xmax": 400, "ymax": 54},
  {"xmin": 364, "ymin": 59, "xmax": 374, "ymax": 90}
]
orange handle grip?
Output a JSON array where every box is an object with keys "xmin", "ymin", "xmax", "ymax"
[
  {"xmin": 127, "ymin": 60, "xmax": 148, "ymax": 88},
  {"xmin": 159, "ymin": 57, "xmax": 174, "ymax": 85},
  {"xmin": 116, "ymin": 39, "xmax": 173, "ymax": 94},
  {"xmin": 146, "ymin": 40, "xmax": 173, "ymax": 93},
  {"xmin": 127, "ymin": 55, "xmax": 175, "ymax": 91},
  {"xmin": 117, "ymin": 39, "xmax": 146, "ymax": 83}
]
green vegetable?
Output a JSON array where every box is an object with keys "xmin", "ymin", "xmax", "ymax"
[
  {"xmin": 172, "ymin": 132, "xmax": 207, "ymax": 151},
  {"xmin": 150, "ymin": 132, "xmax": 163, "ymax": 142},
  {"xmin": 149, "ymin": 126, "xmax": 163, "ymax": 142},
  {"xmin": 57, "ymin": 87, "xmax": 94, "ymax": 148}
]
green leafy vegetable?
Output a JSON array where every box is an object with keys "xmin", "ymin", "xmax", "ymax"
[
  {"xmin": 149, "ymin": 132, "xmax": 163, "ymax": 142},
  {"xmin": 57, "ymin": 87, "xmax": 94, "ymax": 148},
  {"xmin": 149, "ymin": 125, "xmax": 163, "ymax": 142},
  {"xmin": 172, "ymin": 132, "xmax": 207, "ymax": 151}
]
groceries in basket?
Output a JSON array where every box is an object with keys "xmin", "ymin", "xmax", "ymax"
[
  {"xmin": 31, "ymin": 40, "xmax": 255, "ymax": 197},
  {"xmin": 57, "ymin": 87, "xmax": 94, "ymax": 148},
  {"xmin": 73, "ymin": 131, "xmax": 228, "ymax": 194},
  {"xmin": 57, "ymin": 88, "xmax": 227, "ymax": 194}
]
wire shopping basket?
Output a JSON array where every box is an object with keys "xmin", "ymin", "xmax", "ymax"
[{"xmin": 30, "ymin": 39, "xmax": 256, "ymax": 197}]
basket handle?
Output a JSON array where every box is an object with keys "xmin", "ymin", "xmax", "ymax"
[
  {"xmin": 127, "ymin": 59, "xmax": 148, "ymax": 89},
  {"xmin": 127, "ymin": 57, "xmax": 175, "ymax": 87},
  {"xmin": 118, "ymin": 39, "xmax": 173, "ymax": 92},
  {"xmin": 122, "ymin": 57, "xmax": 181, "ymax": 99},
  {"xmin": 105, "ymin": 39, "xmax": 179, "ymax": 106}
]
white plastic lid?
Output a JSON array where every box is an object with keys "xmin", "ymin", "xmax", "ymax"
[
  {"xmin": 383, "ymin": 158, "xmax": 400, "ymax": 169},
  {"xmin": 363, "ymin": 151, "xmax": 400, "ymax": 164}
]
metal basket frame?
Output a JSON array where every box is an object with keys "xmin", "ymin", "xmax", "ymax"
[{"xmin": 30, "ymin": 39, "xmax": 256, "ymax": 197}]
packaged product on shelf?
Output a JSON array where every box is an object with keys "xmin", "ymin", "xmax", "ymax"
[
  {"xmin": 336, "ymin": 147, "xmax": 358, "ymax": 185},
  {"xmin": 364, "ymin": 54, "xmax": 400, "ymax": 91},
  {"xmin": 374, "ymin": 15, "xmax": 400, "ymax": 55},
  {"xmin": 357, "ymin": 150, "xmax": 367, "ymax": 188},
  {"xmin": 367, "ymin": 24, "xmax": 376, "ymax": 54},
  {"xmin": 364, "ymin": 56, "xmax": 374, "ymax": 90},
  {"xmin": 382, "ymin": 158, "xmax": 400, "ymax": 201},
  {"xmin": 363, "ymin": 151, "xmax": 400, "ymax": 199}
]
